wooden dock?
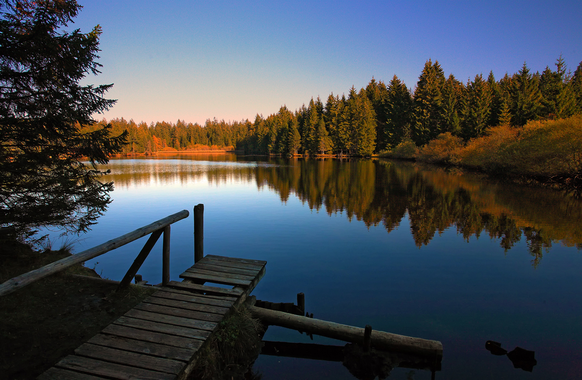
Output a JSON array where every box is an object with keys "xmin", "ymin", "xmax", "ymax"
[{"xmin": 38, "ymin": 254, "xmax": 267, "ymax": 380}]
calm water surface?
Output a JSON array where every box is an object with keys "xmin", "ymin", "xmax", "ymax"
[{"xmin": 61, "ymin": 155, "xmax": 582, "ymax": 379}]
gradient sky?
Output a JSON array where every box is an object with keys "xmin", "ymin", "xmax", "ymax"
[{"xmin": 72, "ymin": 0, "xmax": 582, "ymax": 126}]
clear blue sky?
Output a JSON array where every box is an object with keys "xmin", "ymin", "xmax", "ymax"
[{"xmin": 73, "ymin": 0, "xmax": 582, "ymax": 125}]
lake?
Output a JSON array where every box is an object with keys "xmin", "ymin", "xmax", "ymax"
[{"xmin": 55, "ymin": 155, "xmax": 582, "ymax": 379}]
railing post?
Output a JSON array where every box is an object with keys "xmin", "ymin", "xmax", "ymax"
[
  {"xmin": 194, "ymin": 204, "xmax": 204, "ymax": 263},
  {"xmin": 162, "ymin": 225, "xmax": 171, "ymax": 286}
]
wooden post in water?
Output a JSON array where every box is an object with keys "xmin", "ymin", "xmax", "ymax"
[
  {"xmin": 297, "ymin": 293, "xmax": 305, "ymax": 315},
  {"xmin": 162, "ymin": 225, "xmax": 171, "ymax": 286},
  {"xmin": 194, "ymin": 204, "xmax": 204, "ymax": 263},
  {"xmin": 363, "ymin": 325, "xmax": 372, "ymax": 352}
]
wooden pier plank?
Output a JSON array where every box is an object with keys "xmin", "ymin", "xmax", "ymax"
[
  {"xmin": 166, "ymin": 280, "xmax": 244, "ymax": 297},
  {"xmin": 204, "ymin": 254, "xmax": 267, "ymax": 267},
  {"xmin": 113, "ymin": 316, "xmax": 212, "ymax": 340},
  {"xmin": 191, "ymin": 262, "xmax": 260, "ymax": 276},
  {"xmin": 152, "ymin": 289, "xmax": 235, "ymax": 307},
  {"xmin": 144, "ymin": 294, "xmax": 230, "ymax": 315},
  {"xmin": 199, "ymin": 256, "xmax": 265, "ymax": 271},
  {"xmin": 75, "ymin": 343, "xmax": 184, "ymax": 375},
  {"xmin": 38, "ymin": 367, "xmax": 106, "ymax": 380},
  {"xmin": 179, "ymin": 271, "xmax": 252, "ymax": 286},
  {"xmin": 183, "ymin": 267, "xmax": 256, "ymax": 281},
  {"xmin": 87, "ymin": 333, "xmax": 193, "ymax": 362},
  {"xmin": 55, "ymin": 355, "xmax": 175, "ymax": 380},
  {"xmin": 133, "ymin": 302, "xmax": 225, "ymax": 323},
  {"xmin": 101, "ymin": 324, "xmax": 203, "ymax": 350},
  {"xmin": 123, "ymin": 309, "xmax": 218, "ymax": 331}
]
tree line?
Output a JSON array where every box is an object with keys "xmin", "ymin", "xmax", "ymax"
[{"xmin": 100, "ymin": 57, "xmax": 582, "ymax": 156}]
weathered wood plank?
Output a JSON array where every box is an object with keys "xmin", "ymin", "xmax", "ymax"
[
  {"xmin": 166, "ymin": 280, "xmax": 243, "ymax": 297},
  {"xmin": 134, "ymin": 302, "xmax": 224, "ymax": 322},
  {"xmin": 55, "ymin": 355, "xmax": 175, "ymax": 380},
  {"xmin": 201, "ymin": 257, "xmax": 265, "ymax": 271},
  {"xmin": 190, "ymin": 261, "xmax": 260, "ymax": 276},
  {"xmin": 233, "ymin": 265, "xmax": 266, "ymax": 307},
  {"xmin": 38, "ymin": 367, "xmax": 106, "ymax": 380},
  {"xmin": 183, "ymin": 267, "xmax": 256, "ymax": 281},
  {"xmin": 151, "ymin": 289, "xmax": 234, "ymax": 308},
  {"xmin": 102, "ymin": 324, "xmax": 203, "ymax": 350},
  {"xmin": 179, "ymin": 271, "xmax": 252, "ymax": 287},
  {"xmin": 204, "ymin": 254, "xmax": 266, "ymax": 267},
  {"xmin": 123, "ymin": 309, "xmax": 218, "ymax": 331},
  {"xmin": 75, "ymin": 343, "xmax": 184, "ymax": 375},
  {"xmin": 87, "ymin": 333, "xmax": 193, "ymax": 362},
  {"xmin": 144, "ymin": 294, "xmax": 230, "ymax": 315},
  {"xmin": 113, "ymin": 316, "xmax": 212, "ymax": 340},
  {"xmin": 0, "ymin": 210, "xmax": 189, "ymax": 297}
]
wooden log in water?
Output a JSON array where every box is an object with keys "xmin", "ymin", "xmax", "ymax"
[{"xmin": 249, "ymin": 305, "xmax": 443, "ymax": 360}]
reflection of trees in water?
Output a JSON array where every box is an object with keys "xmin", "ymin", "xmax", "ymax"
[
  {"xmin": 253, "ymin": 159, "xmax": 581, "ymax": 265},
  {"xmin": 105, "ymin": 158, "xmax": 581, "ymax": 265}
]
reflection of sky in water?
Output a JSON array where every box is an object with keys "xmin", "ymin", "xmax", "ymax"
[{"xmin": 42, "ymin": 158, "xmax": 582, "ymax": 380}]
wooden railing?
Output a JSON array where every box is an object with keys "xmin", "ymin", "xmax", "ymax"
[{"xmin": 0, "ymin": 209, "xmax": 191, "ymax": 297}]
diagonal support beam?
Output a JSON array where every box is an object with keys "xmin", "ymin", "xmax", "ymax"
[{"xmin": 118, "ymin": 229, "xmax": 163, "ymax": 290}]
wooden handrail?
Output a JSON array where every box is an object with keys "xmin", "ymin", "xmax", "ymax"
[{"xmin": 0, "ymin": 210, "xmax": 189, "ymax": 297}]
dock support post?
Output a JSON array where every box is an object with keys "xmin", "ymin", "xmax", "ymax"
[
  {"xmin": 194, "ymin": 204, "xmax": 204, "ymax": 263},
  {"xmin": 162, "ymin": 225, "xmax": 171, "ymax": 285},
  {"xmin": 297, "ymin": 293, "xmax": 305, "ymax": 315},
  {"xmin": 363, "ymin": 325, "xmax": 372, "ymax": 352}
]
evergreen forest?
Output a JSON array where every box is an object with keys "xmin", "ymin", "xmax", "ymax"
[{"xmin": 97, "ymin": 57, "xmax": 582, "ymax": 157}]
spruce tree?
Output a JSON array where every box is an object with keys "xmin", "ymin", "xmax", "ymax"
[
  {"xmin": 0, "ymin": 0, "xmax": 128, "ymax": 237},
  {"xmin": 384, "ymin": 75, "xmax": 413, "ymax": 150},
  {"xmin": 286, "ymin": 118, "xmax": 301, "ymax": 155},
  {"xmin": 441, "ymin": 74, "xmax": 462, "ymax": 136},
  {"xmin": 412, "ymin": 59, "xmax": 446, "ymax": 145},
  {"xmin": 460, "ymin": 74, "xmax": 492, "ymax": 139},
  {"xmin": 510, "ymin": 63, "xmax": 543, "ymax": 126},
  {"xmin": 323, "ymin": 93, "xmax": 339, "ymax": 152},
  {"xmin": 569, "ymin": 61, "xmax": 582, "ymax": 114},
  {"xmin": 365, "ymin": 78, "xmax": 388, "ymax": 152},
  {"xmin": 487, "ymin": 71, "xmax": 502, "ymax": 127},
  {"xmin": 335, "ymin": 96, "xmax": 351, "ymax": 155}
]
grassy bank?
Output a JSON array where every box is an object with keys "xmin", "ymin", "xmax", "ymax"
[
  {"xmin": 385, "ymin": 116, "xmax": 582, "ymax": 188},
  {"xmin": 0, "ymin": 240, "xmax": 156, "ymax": 379}
]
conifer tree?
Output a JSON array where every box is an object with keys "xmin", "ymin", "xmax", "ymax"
[
  {"xmin": 323, "ymin": 94, "xmax": 339, "ymax": 151},
  {"xmin": 334, "ymin": 96, "xmax": 351, "ymax": 155},
  {"xmin": 498, "ymin": 98, "xmax": 512, "ymax": 126},
  {"xmin": 316, "ymin": 118, "xmax": 333, "ymax": 154},
  {"xmin": 569, "ymin": 61, "xmax": 582, "ymax": 114},
  {"xmin": 510, "ymin": 63, "xmax": 543, "ymax": 126},
  {"xmin": 0, "ymin": 0, "xmax": 127, "ymax": 237},
  {"xmin": 286, "ymin": 118, "xmax": 301, "ymax": 155},
  {"xmin": 384, "ymin": 75, "xmax": 413, "ymax": 150},
  {"xmin": 412, "ymin": 59, "xmax": 446, "ymax": 145},
  {"xmin": 347, "ymin": 88, "xmax": 376, "ymax": 157},
  {"xmin": 441, "ymin": 74, "xmax": 462, "ymax": 136},
  {"xmin": 304, "ymin": 98, "xmax": 320, "ymax": 155},
  {"xmin": 460, "ymin": 74, "xmax": 492, "ymax": 139},
  {"xmin": 365, "ymin": 78, "xmax": 388, "ymax": 152},
  {"xmin": 487, "ymin": 71, "xmax": 502, "ymax": 127}
]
